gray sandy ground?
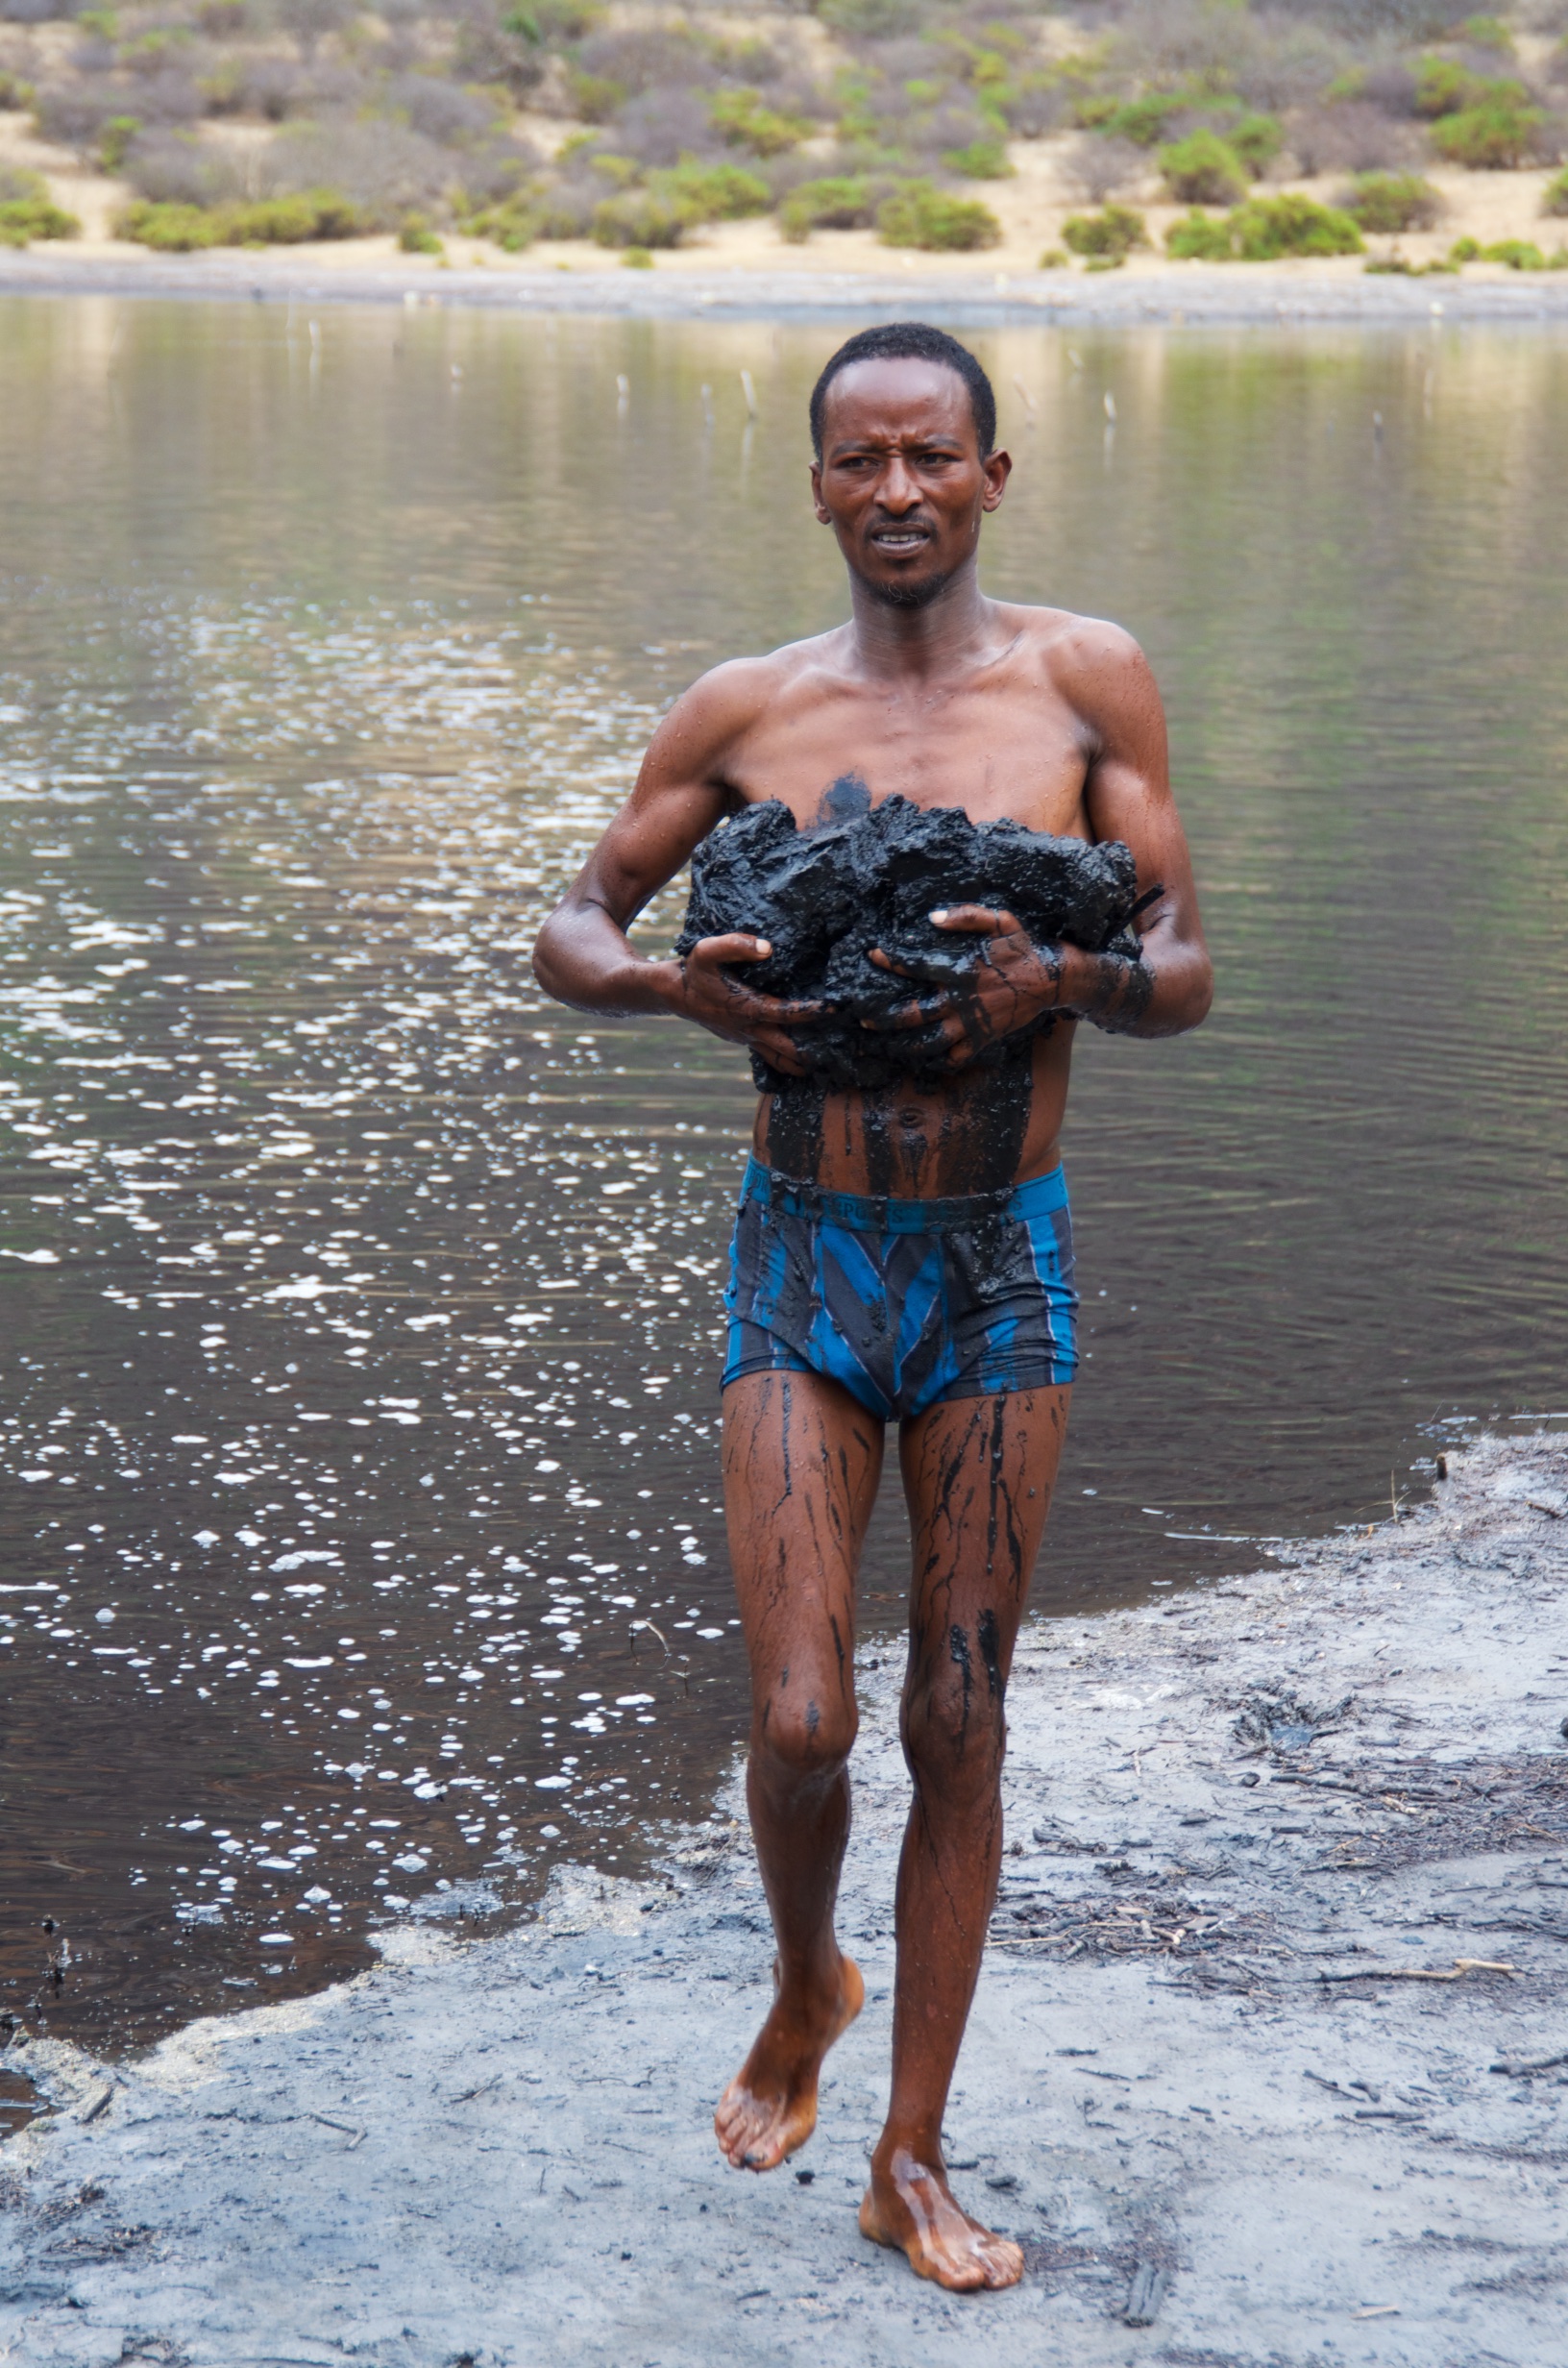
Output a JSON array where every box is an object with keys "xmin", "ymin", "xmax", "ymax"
[
  {"xmin": 4, "ymin": 1430, "xmax": 1568, "ymax": 2368},
  {"xmin": 4, "ymin": 252, "xmax": 1568, "ymax": 326}
]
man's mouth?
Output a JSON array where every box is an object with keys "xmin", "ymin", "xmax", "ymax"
[{"xmin": 868, "ymin": 527, "xmax": 932, "ymax": 557}]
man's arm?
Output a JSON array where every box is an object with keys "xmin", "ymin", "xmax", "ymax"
[
  {"xmin": 531, "ymin": 659, "xmax": 821, "ymax": 1078},
  {"xmin": 1050, "ymin": 619, "xmax": 1213, "ymax": 1038}
]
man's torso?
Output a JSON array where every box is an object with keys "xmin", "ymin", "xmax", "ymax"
[{"xmin": 706, "ymin": 603, "xmax": 1102, "ymax": 1199}]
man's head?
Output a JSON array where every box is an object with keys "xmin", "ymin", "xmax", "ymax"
[{"xmin": 808, "ymin": 325, "xmax": 1009, "ymax": 611}]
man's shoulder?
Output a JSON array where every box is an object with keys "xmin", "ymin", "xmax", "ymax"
[
  {"xmin": 666, "ymin": 629, "xmax": 849, "ymax": 736},
  {"xmin": 995, "ymin": 600, "xmax": 1146, "ymax": 681}
]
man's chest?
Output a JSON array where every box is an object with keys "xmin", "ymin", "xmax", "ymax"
[{"xmin": 724, "ymin": 677, "xmax": 1092, "ymax": 838}]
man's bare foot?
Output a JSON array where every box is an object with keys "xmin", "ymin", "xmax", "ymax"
[
  {"xmin": 859, "ymin": 2147, "xmax": 1024, "ymax": 2291},
  {"xmin": 714, "ymin": 1954, "xmax": 865, "ymax": 2171}
]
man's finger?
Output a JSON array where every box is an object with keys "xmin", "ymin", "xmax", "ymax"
[
  {"xmin": 928, "ymin": 904, "xmax": 1020, "ymax": 936},
  {"xmin": 691, "ymin": 931, "xmax": 773, "ymax": 966},
  {"xmin": 861, "ymin": 994, "xmax": 955, "ymax": 1034}
]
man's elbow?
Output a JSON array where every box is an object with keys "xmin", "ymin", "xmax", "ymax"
[
  {"xmin": 1179, "ymin": 950, "xmax": 1214, "ymax": 1034},
  {"xmin": 530, "ymin": 910, "xmax": 567, "ymax": 1003}
]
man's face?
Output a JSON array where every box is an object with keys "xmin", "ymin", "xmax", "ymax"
[{"xmin": 810, "ymin": 358, "xmax": 1011, "ymax": 610}]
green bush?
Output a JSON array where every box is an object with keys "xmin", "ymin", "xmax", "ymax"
[
  {"xmin": 1414, "ymin": 58, "xmax": 1491, "ymax": 119},
  {"xmin": 1546, "ymin": 170, "xmax": 1568, "ymax": 219},
  {"xmin": 1449, "ymin": 234, "xmax": 1482, "ymax": 260},
  {"xmin": 708, "ymin": 86, "xmax": 810, "ymax": 159},
  {"xmin": 1165, "ymin": 196, "xmax": 1362, "ymax": 263},
  {"xmin": 0, "ymin": 70, "xmax": 36, "ymax": 111},
  {"xmin": 1477, "ymin": 236, "xmax": 1546, "ymax": 268},
  {"xmin": 99, "ymin": 115, "xmax": 141, "ymax": 175},
  {"xmin": 622, "ymin": 243, "xmax": 652, "ymax": 268},
  {"xmin": 590, "ymin": 189, "xmax": 688, "ymax": 248},
  {"xmin": 1159, "ymin": 128, "xmax": 1248, "ymax": 207},
  {"xmin": 1038, "ymin": 243, "xmax": 1066, "ymax": 267},
  {"xmin": 1229, "ymin": 194, "xmax": 1363, "ymax": 260},
  {"xmin": 399, "ymin": 212, "xmax": 443, "ymax": 256},
  {"xmin": 464, "ymin": 197, "xmax": 538, "ymax": 251},
  {"xmin": 657, "ymin": 158, "xmax": 771, "ymax": 222},
  {"xmin": 777, "ymin": 175, "xmax": 874, "ymax": 242},
  {"xmin": 1061, "ymin": 203, "xmax": 1146, "ymax": 260},
  {"xmin": 1430, "ymin": 95, "xmax": 1544, "ymax": 169},
  {"xmin": 943, "ymin": 135, "xmax": 1012, "ymax": 180},
  {"xmin": 565, "ymin": 68, "xmax": 625, "ymax": 124},
  {"xmin": 0, "ymin": 173, "xmax": 79, "ymax": 247},
  {"xmin": 876, "ymin": 180, "xmax": 1002, "ymax": 252},
  {"xmin": 1228, "ymin": 113, "xmax": 1284, "ymax": 176},
  {"xmin": 1165, "ymin": 208, "xmax": 1235, "ymax": 261},
  {"xmin": 119, "ymin": 189, "xmax": 364, "ymax": 252},
  {"xmin": 1099, "ymin": 92, "xmax": 1182, "ymax": 148},
  {"xmin": 1342, "ymin": 172, "xmax": 1442, "ymax": 233}
]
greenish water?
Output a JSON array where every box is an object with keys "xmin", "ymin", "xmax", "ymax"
[{"xmin": 1, "ymin": 299, "xmax": 1565, "ymax": 2065}]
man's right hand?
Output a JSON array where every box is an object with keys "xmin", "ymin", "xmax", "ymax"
[{"xmin": 663, "ymin": 935, "xmax": 822, "ymax": 1080}]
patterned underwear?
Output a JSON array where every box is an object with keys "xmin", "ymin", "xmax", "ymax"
[{"xmin": 722, "ymin": 1155, "xmax": 1078, "ymax": 1424}]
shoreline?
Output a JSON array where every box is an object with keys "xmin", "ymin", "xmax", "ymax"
[
  {"xmin": 6, "ymin": 248, "xmax": 1568, "ymax": 325},
  {"xmin": 4, "ymin": 1426, "xmax": 1567, "ymax": 2364}
]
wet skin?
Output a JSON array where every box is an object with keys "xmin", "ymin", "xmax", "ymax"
[{"xmin": 532, "ymin": 354, "xmax": 1212, "ymax": 2288}]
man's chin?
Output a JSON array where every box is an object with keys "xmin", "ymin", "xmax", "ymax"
[{"xmin": 852, "ymin": 562, "xmax": 956, "ymax": 612}]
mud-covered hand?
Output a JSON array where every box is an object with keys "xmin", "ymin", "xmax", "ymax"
[
  {"xmin": 670, "ymin": 934, "xmax": 823, "ymax": 1079},
  {"xmin": 865, "ymin": 906, "xmax": 1069, "ymax": 1072}
]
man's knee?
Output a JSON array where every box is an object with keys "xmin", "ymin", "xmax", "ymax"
[
  {"xmin": 903, "ymin": 1634, "xmax": 1006, "ymax": 1796},
  {"xmin": 752, "ymin": 1684, "xmax": 857, "ymax": 1791}
]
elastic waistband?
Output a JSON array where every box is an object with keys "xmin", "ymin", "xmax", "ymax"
[{"xmin": 741, "ymin": 1154, "xmax": 1067, "ymax": 1236}]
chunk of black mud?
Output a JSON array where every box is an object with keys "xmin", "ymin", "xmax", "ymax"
[{"xmin": 674, "ymin": 796, "xmax": 1147, "ymax": 1092}]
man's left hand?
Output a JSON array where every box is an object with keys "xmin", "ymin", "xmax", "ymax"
[{"xmin": 865, "ymin": 906, "xmax": 1070, "ymax": 1071}]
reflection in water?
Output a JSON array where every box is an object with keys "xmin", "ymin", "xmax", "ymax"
[{"xmin": 1, "ymin": 302, "xmax": 1565, "ymax": 2060}]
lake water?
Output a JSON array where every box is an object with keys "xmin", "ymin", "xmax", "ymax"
[{"xmin": 2, "ymin": 297, "xmax": 1566, "ymax": 2077}]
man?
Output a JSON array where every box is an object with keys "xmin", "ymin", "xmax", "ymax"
[{"xmin": 533, "ymin": 322, "xmax": 1212, "ymax": 2291}]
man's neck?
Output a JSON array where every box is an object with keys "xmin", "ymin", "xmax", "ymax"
[{"xmin": 845, "ymin": 558, "xmax": 996, "ymax": 683}]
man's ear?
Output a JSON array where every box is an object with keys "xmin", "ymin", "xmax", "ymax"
[
  {"xmin": 809, "ymin": 459, "xmax": 830, "ymax": 524},
  {"xmin": 981, "ymin": 449, "xmax": 1013, "ymax": 513}
]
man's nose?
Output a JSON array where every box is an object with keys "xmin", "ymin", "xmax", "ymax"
[{"xmin": 876, "ymin": 456, "xmax": 922, "ymax": 511}]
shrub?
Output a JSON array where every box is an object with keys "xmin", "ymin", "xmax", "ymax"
[
  {"xmin": 656, "ymin": 157, "xmax": 770, "ymax": 221},
  {"xmin": 777, "ymin": 173, "xmax": 874, "ymax": 241},
  {"xmin": 1165, "ymin": 207, "xmax": 1234, "ymax": 260},
  {"xmin": 1341, "ymin": 170, "xmax": 1442, "ymax": 231},
  {"xmin": 0, "ymin": 71, "xmax": 36, "ymax": 111},
  {"xmin": 1068, "ymin": 136, "xmax": 1144, "ymax": 206},
  {"xmin": 464, "ymin": 196, "xmax": 537, "ymax": 250},
  {"xmin": 1228, "ymin": 111, "xmax": 1285, "ymax": 174},
  {"xmin": 1414, "ymin": 58, "xmax": 1491, "ymax": 119},
  {"xmin": 1165, "ymin": 195, "xmax": 1362, "ymax": 261},
  {"xmin": 123, "ymin": 128, "xmax": 245, "ymax": 207},
  {"xmin": 1099, "ymin": 91, "xmax": 1182, "ymax": 148},
  {"xmin": 1159, "ymin": 127, "xmax": 1248, "ymax": 204},
  {"xmin": 1038, "ymin": 243, "xmax": 1067, "ymax": 267},
  {"xmin": 1061, "ymin": 202, "xmax": 1146, "ymax": 259},
  {"xmin": 1449, "ymin": 234, "xmax": 1482, "ymax": 259},
  {"xmin": 590, "ymin": 187, "xmax": 688, "ymax": 247},
  {"xmin": 1477, "ymin": 236, "xmax": 1547, "ymax": 268},
  {"xmin": 0, "ymin": 169, "xmax": 78, "ymax": 246},
  {"xmin": 99, "ymin": 114, "xmax": 141, "ymax": 174},
  {"xmin": 1546, "ymin": 169, "xmax": 1568, "ymax": 217},
  {"xmin": 1430, "ymin": 94, "xmax": 1546, "ymax": 168},
  {"xmin": 943, "ymin": 134, "xmax": 1011, "ymax": 179},
  {"xmin": 708, "ymin": 86, "xmax": 809, "ymax": 159},
  {"xmin": 398, "ymin": 211, "xmax": 443, "ymax": 255},
  {"xmin": 876, "ymin": 179, "xmax": 1001, "ymax": 251},
  {"xmin": 1229, "ymin": 192, "xmax": 1363, "ymax": 259},
  {"xmin": 622, "ymin": 243, "xmax": 652, "ymax": 267},
  {"xmin": 119, "ymin": 188, "xmax": 364, "ymax": 250},
  {"xmin": 566, "ymin": 69, "xmax": 625, "ymax": 124}
]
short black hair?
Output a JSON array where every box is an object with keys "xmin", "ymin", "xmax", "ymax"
[{"xmin": 809, "ymin": 323, "xmax": 996, "ymax": 461}]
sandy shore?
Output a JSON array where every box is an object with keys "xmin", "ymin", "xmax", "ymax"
[
  {"xmin": 3, "ymin": 1427, "xmax": 1567, "ymax": 2365},
  {"xmin": 6, "ymin": 242, "xmax": 1568, "ymax": 325}
]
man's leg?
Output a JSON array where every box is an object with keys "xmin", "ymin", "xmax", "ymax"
[
  {"xmin": 861, "ymin": 1385, "xmax": 1071, "ymax": 2289},
  {"xmin": 714, "ymin": 1367, "xmax": 885, "ymax": 2172}
]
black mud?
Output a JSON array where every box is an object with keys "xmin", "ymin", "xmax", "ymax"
[{"xmin": 675, "ymin": 792, "xmax": 1145, "ymax": 1094}]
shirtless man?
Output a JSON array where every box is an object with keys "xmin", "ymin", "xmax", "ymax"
[{"xmin": 533, "ymin": 323, "xmax": 1212, "ymax": 2291}]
